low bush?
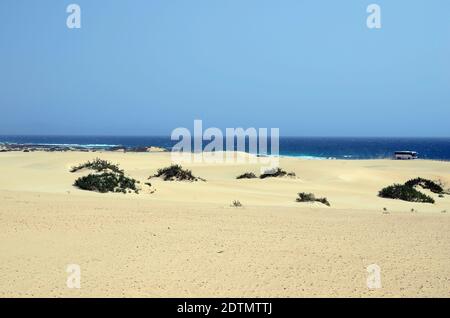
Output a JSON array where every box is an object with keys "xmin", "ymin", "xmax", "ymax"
[
  {"xmin": 378, "ymin": 184, "xmax": 434, "ymax": 204},
  {"xmin": 404, "ymin": 177, "xmax": 444, "ymax": 194},
  {"xmin": 236, "ymin": 172, "xmax": 257, "ymax": 179},
  {"xmin": 151, "ymin": 164, "xmax": 202, "ymax": 181},
  {"xmin": 260, "ymin": 168, "xmax": 287, "ymax": 179},
  {"xmin": 71, "ymin": 158, "xmax": 139, "ymax": 194},
  {"xmin": 74, "ymin": 172, "xmax": 138, "ymax": 194},
  {"xmin": 296, "ymin": 192, "xmax": 330, "ymax": 206},
  {"xmin": 70, "ymin": 158, "xmax": 123, "ymax": 174}
]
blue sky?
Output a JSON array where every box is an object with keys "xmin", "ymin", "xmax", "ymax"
[{"xmin": 0, "ymin": 0, "xmax": 449, "ymax": 136}]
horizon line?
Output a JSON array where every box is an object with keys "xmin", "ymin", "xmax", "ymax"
[{"xmin": 0, "ymin": 134, "xmax": 450, "ymax": 139}]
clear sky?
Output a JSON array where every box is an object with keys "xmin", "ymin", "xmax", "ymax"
[{"xmin": 0, "ymin": 0, "xmax": 449, "ymax": 136}]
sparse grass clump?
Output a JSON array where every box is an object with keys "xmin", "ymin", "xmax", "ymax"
[
  {"xmin": 151, "ymin": 164, "xmax": 203, "ymax": 181},
  {"xmin": 404, "ymin": 178, "xmax": 444, "ymax": 194},
  {"xmin": 237, "ymin": 169, "xmax": 295, "ymax": 179},
  {"xmin": 236, "ymin": 172, "xmax": 257, "ymax": 179},
  {"xmin": 378, "ymin": 184, "xmax": 434, "ymax": 204},
  {"xmin": 296, "ymin": 192, "xmax": 330, "ymax": 206},
  {"xmin": 260, "ymin": 168, "xmax": 288, "ymax": 179},
  {"xmin": 71, "ymin": 158, "xmax": 138, "ymax": 194},
  {"xmin": 231, "ymin": 200, "xmax": 243, "ymax": 207},
  {"xmin": 70, "ymin": 158, "xmax": 122, "ymax": 174}
]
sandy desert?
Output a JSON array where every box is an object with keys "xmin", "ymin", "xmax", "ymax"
[{"xmin": 0, "ymin": 151, "xmax": 449, "ymax": 297}]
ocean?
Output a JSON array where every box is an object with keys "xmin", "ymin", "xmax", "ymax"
[{"xmin": 1, "ymin": 135, "xmax": 450, "ymax": 161}]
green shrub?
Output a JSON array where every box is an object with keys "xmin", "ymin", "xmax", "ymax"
[
  {"xmin": 296, "ymin": 192, "xmax": 330, "ymax": 206},
  {"xmin": 152, "ymin": 164, "xmax": 202, "ymax": 181},
  {"xmin": 74, "ymin": 172, "xmax": 138, "ymax": 193},
  {"xmin": 236, "ymin": 172, "xmax": 257, "ymax": 179},
  {"xmin": 71, "ymin": 158, "xmax": 139, "ymax": 194},
  {"xmin": 404, "ymin": 178, "xmax": 444, "ymax": 194},
  {"xmin": 378, "ymin": 184, "xmax": 434, "ymax": 203},
  {"xmin": 70, "ymin": 158, "xmax": 123, "ymax": 174}
]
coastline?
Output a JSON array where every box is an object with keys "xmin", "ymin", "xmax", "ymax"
[
  {"xmin": 0, "ymin": 142, "xmax": 169, "ymax": 153},
  {"xmin": 2, "ymin": 141, "xmax": 450, "ymax": 162},
  {"xmin": 2, "ymin": 136, "xmax": 450, "ymax": 161}
]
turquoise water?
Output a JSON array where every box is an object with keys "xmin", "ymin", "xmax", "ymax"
[{"xmin": 1, "ymin": 136, "xmax": 450, "ymax": 160}]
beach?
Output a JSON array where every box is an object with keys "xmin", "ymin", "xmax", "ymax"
[{"xmin": 0, "ymin": 151, "xmax": 449, "ymax": 297}]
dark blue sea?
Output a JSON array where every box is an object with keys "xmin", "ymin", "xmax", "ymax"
[{"xmin": 1, "ymin": 135, "xmax": 450, "ymax": 161}]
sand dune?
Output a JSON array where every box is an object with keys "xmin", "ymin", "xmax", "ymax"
[{"xmin": 0, "ymin": 151, "xmax": 449, "ymax": 297}]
